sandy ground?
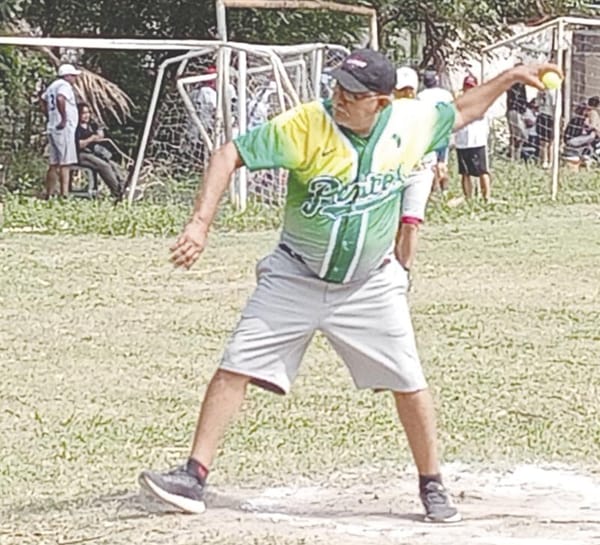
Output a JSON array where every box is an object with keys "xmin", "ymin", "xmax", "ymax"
[{"xmin": 5, "ymin": 463, "xmax": 599, "ymax": 545}]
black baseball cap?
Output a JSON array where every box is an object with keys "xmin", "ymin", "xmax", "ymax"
[{"xmin": 331, "ymin": 49, "xmax": 396, "ymax": 95}]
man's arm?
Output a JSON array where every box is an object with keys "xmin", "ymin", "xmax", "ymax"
[
  {"xmin": 55, "ymin": 94, "xmax": 67, "ymax": 129},
  {"xmin": 453, "ymin": 63, "xmax": 562, "ymax": 130},
  {"xmin": 39, "ymin": 96, "xmax": 48, "ymax": 117},
  {"xmin": 170, "ymin": 141, "xmax": 243, "ymax": 269}
]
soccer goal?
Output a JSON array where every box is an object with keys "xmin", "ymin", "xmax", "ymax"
[
  {"xmin": 0, "ymin": 1, "xmax": 378, "ymax": 209},
  {"xmin": 481, "ymin": 17, "xmax": 600, "ymax": 199}
]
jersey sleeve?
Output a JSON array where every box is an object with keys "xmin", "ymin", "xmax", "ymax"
[
  {"xmin": 425, "ymin": 102, "xmax": 456, "ymax": 153},
  {"xmin": 233, "ymin": 104, "xmax": 309, "ymax": 171}
]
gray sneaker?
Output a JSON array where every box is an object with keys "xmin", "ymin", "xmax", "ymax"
[
  {"xmin": 420, "ymin": 481, "xmax": 461, "ymax": 523},
  {"xmin": 139, "ymin": 465, "xmax": 206, "ymax": 513}
]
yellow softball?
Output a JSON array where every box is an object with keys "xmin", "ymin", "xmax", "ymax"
[{"xmin": 541, "ymin": 70, "xmax": 563, "ymax": 90}]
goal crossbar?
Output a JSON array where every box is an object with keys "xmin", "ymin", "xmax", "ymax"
[{"xmin": 216, "ymin": 0, "xmax": 379, "ymax": 49}]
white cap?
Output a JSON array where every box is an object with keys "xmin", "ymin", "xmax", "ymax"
[
  {"xmin": 58, "ymin": 63, "xmax": 81, "ymax": 77},
  {"xmin": 395, "ymin": 66, "xmax": 418, "ymax": 91}
]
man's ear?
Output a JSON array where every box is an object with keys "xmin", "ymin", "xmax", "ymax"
[{"xmin": 378, "ymin": 95, "xmax": 393, "ymax": 109}]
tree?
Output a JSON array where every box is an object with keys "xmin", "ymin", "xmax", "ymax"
[{"xmin": 370, "ymin": 0, "xmax": 591, "ymax": 69}]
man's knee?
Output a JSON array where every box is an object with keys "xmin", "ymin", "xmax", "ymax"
[{"xmin": 211, "ymin": 368, "xmax": 252, "ymax": 388}]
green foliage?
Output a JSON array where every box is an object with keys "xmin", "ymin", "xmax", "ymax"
[
  {"xmin": 3, "ymin": 160, "xmax": 600, "ymax": 237},
  {"xmin": 1, "ymin": 193, "xmax": 283, "ymax": 235},
  {"xmin": 371, "ymin": 0, "xmax": 591, "ymax": 67}
]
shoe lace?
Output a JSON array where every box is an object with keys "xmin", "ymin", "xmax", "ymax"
[
  {"xmin": 423, "ymin": 483, "xmax": 449, "ymax": 506},
  {"xmin": 166, "ymin": 464, "xmax": 188, "ymax": 476}
]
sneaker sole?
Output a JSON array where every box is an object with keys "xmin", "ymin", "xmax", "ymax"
[
  {"xmin": 138, "ymin": 473, "xmax": 206, "ymax": 514},
  {"xmin": 424, "ymin": 511, "xmax": 462, "ymax": 523}
]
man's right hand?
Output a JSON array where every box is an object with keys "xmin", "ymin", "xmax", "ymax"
[
  {"xmin": 169, "ymin": 218, "xmax": 209, "ymax": 269},
  {"xmin": 55, "ymin": 121, "xmax": 66, "ymax": 130}
]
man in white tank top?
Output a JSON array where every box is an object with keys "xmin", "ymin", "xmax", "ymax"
[{"xmin": 40, "ymin": 63, "xmax": 81, "ymax": 198}]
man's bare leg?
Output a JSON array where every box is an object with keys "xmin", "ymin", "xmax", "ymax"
[
  {"xmin": 437, "ymin": 162, "xmax": 449, "ymax": 193},
  {"xmin": 461, "ymin": 174, "xmax": 473, "ymax": 200},
  {"xmin": 45, "ymin": 166, "xmax": 58, "ymax": 199},
  {"xmin": 393, "ymin": 389, "xmax": 439, "ymax": 475},
  {"xmin": 480, "ymin": 173, "xmax": 491, "ymax": 202},
  {"xmin": 190, "ymin": 369, "xmax": 250, "ymax": 467},
  {"xmin": 139, "ymin": 369, "xmax": 251, "ymax": 513},
  {"xmin": 394, "ymin": 388, "xmax": 461, "ymax": 522},
  {"xmin": 59, "ymin": 166, "xmax": 71, "ymax": 197}
]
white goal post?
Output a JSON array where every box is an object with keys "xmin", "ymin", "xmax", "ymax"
[
  {"xmin": 0, "ymin": 35, "xmax": 347, "ymax": 206},
  {"xmin": 1, "ymin": 2, "xmax": 378, "ymax": 208}
]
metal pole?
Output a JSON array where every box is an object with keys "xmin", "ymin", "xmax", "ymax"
[
  {"xmin": 369, "ymin": 12, "xmax": 379, "ymax": 50},
  {"xmin": 564, "ymin": 28, "xmax": 573, "ymax": 123},
  {"xmin": 127, "ymin": 64, "xmax": 168, "ymax": 204},
  {"xmin": 127, "ymin": 50, "xmax": 212, "ymax": 204},
  {"xmin": 313, "ymin": 48, "xmax": 324, "ymax": 99},
  {"xmin": 551, "ymin": 19, "xmax": 565, "ymax": 201},
  {"xmin": 236, "ymin": 50, "xmax": 248, "ymax": 210},
  {"xmin": 216, "ymin": 0, "xmax": 228, "ymax": 41}
]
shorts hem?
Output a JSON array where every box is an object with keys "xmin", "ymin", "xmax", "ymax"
[
  {"xmin": 218, "ymin": 364, "xmax": 289, "ymax": 395},
  {"xmin": 367, "ymin": 381, "xmax": 428, "ymax": 393}
]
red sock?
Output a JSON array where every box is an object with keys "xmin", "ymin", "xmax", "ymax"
[{"xmin": 186, "ymin": 457, "xmax": 209, "ymax": 483}]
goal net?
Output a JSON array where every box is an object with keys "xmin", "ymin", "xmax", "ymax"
[
  {"xmin": 481, "ymin": 17, "xmax": 600, "ymax": 199},
  {"xmin": 144, "ymin": 42, "xmax": 349, "ymax": 208}
]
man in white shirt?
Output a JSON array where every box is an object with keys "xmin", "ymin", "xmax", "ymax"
[
  {"xmin": 41, "ymin": 63, "xmax": 81, "ymax": 198},
  {"xmin": 535, "ymin": 89, "xmax": 555, "ymax": 168},
  {"xmin": 393, "ymin": 66, "xmax": 436, "ymax": 275},
  {"xmin": 454, "ymin": 75, "xmax": 491, "ymax": 201},
  {"xmin": 417, "ymin": 69, "xmax": 454, "ymax": 194}
]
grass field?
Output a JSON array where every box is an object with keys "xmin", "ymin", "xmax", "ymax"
[{"xmin": 1, "ymin": 164, "xmax": 600, "ymax": 544}]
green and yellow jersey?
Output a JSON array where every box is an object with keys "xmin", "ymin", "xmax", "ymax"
[{"xmin": 234, "ymin": 98, "xmax": 455, "ymax": 283}]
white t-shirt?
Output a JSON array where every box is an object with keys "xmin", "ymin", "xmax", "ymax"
[
  {"xmin": 42, "ymin": 79, "xmax": 78, "ymax": 131},
  {"xmin": 455, "ymin": 117, "xmax": 489, "ymax": 149},
  {"xmin": 190, "ymin": 83, "xmax": 238, "ymax": 128},
  {"xmin": 191, "ymin": 85, "xmax": 217, "ymax": 127},
  {"xmin": 247, "ymin": 83, "xmax": 277, "ymax": 130},
  {"xmin": 537, "ymin": 90, "xmax": 555, "ymax": 116},
  {"xmin": 417, "ymin": 87, "xmax": 454, "ymax": 106}
]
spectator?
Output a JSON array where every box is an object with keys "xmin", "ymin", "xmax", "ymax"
[
  {"xmin": 563, "ymin": 102, "xmax": 598, "ymax": 169},
  {"xmin": 40, "ymin": 63, "xmax": 81, "ymax": 198},
  {"xmin": 190, "ymin": 66, "xmax": 218, "ymax": 130},
  {"xmin": 75, "ymin": 103, "xmax": 126, "ymax": 200},
  {"xmin": 521, "ymin": 98, "xmax": 539, "ymax": 161},
  {"xmin": 455, "ymin": 75, "xmax": 491, "ymax": 201},
  {"xmin": 506, "ymin": 69, "xmax": 528, "ymax": 160},
  {"xmin": 536, "ymin": 89, "xmax": 555, "ymax": 168},
  {"xmin": 417, "ymin": 68, "xmax": 454, "ymax": 194},
  {"xmin": 247, "ymin": 81, "xmax": 278, "ymax": 130},
  {"xmin": 393, "ymin": 66, "xmax": 436, "ymax": 273},
  {"xmin": 586, "ymin": 96, "xmax": 600, "ymax": 133},
  {"xmin": 564, "ymin": 102, "xmax": 594, "ymax": 144}
]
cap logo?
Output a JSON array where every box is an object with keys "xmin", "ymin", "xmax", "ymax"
[{"xmin": 346, "ymin": 58, "xmax": 367, "ymax": 69}]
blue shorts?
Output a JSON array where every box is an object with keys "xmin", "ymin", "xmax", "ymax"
[{"xmin": 435, "ymin": 147, "xmax": 449, "ymax": 163}]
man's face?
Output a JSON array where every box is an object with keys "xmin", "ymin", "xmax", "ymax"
[
  {"xmin": 64, "ymin": 74, "xmax": 78, "ymax": 85},
  {"xmin": 332, "ymin": 83, "xmax": 389, "ymax": 132}
]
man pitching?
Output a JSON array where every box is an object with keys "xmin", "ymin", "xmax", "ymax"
[{"xmin": 139, "ymin": 49, "xmax": 560, "ymax": 523}]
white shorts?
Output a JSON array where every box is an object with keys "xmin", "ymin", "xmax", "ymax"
[
  {"xmin": 219, "ymin": 247, "xmax": 427, "ymax": 395},
  {"xmin": 48, "ymin": 127, "xmax": 77, "ymax": 166}
]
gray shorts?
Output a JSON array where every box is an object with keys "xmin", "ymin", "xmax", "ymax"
[
  {"xmin": 48, "ymin": 127, "xmax": 77, "ymax": 166},
  {"xmin": 219, "ymin": 247, "xmax": 427, "ymax": 395}
]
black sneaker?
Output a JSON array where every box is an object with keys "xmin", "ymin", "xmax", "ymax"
[
  {"xmin": 139, "ymin": 465, "xmax": 206, "ymax": 513},
  {"xmin": 420, "ymin": 481, "xmax": 461, "ymax": 523}
]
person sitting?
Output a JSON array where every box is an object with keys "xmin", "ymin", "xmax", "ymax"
[
  {"xmin": 563, "ymin": 102, "xmax": 598, "ymax": 169},
  {"xmin": 75, "ymin": 103, "xmax": 126, "ymax": 199}
]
